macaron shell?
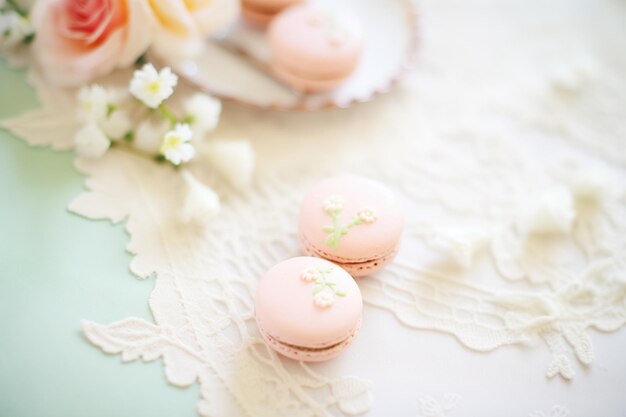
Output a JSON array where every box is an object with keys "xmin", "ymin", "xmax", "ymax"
[
  {"xmin": 299, "ymin": 175, "xmax": 405, "ymax": 262},
  {"xmin": 242, "ymin": 6, "xmax": 275, "ymax": 28},
  {"xmin": 271, "ymin": 64, "xmax": 347, "ymax": 93},
  {"xmin": 268, "ymin": 5, "xmax": 363, "ymax": 75},
  {"xmin": 243, "ymin": 0, "xmax": 302, "ymax": 12},
  {"xmin": 259, "ymin": 318, "xmax": 361, "ymax": 361},
  {"xmin": 300, "ymin": 232, "xmax": 399, "ymax": 277},
  {"xmin": 255, "ymin": 257, "xmax": 362, "ymax": 349}
]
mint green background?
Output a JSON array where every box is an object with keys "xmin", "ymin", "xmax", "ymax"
[{"xmin": 0, "ymin": 60, "xmax": 198, "ymax": 416}]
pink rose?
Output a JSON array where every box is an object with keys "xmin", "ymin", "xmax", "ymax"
[{"xmin": 31, "ymin": 0, "xmax": 155, "ymax": 86}]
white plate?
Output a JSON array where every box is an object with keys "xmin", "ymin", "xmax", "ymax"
[{"xmin": 168, "ymin": 0, "xmax": 418, "ymax": 111}]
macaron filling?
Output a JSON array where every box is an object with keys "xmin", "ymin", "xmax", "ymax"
[{"xmin": 258, "ymin": 318, "xmax": 361, "ymax": 353}]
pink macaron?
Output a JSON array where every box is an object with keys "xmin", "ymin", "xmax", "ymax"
[
  {"xmin": 299, "ymin": 175, "xmax": 404, "ymax": 277},
  {"xmin": 268, "ymin": 5, "xmax": 363, "ymax": 93},
  {"xmin": 255, "ymin": 256, "xmax": 362, "ymax": 361},
  {"xmin": 241, "ymin": 0, "xmax": 303, "ymax": 28}
]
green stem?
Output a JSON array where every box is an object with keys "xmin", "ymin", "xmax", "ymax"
[
  {"xmin": 158, "ymin": 104, "xmax": 178, "ymax": 126},
  {"xmin": 6, "ymin": 0, "xmax": 27, "ymax": 17}
]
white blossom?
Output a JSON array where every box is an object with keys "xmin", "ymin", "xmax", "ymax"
[
  {"xmin": 520, "ymin": 187, "xmax": 575, "ymax": 235},
  {"xmin": 300, "ymin": 269, "xmax": 320, "ymax": 282},
  {"xmin": 133, "ymin": 119, "xmax": 169, "ymax": 154},
  {"xmin": 324, "ymin": 195, "xmax": 344, "ymax": 214},
  {"xmin": 356, "ymin": 207, "xmax": 377, "ymax": 224},
  {"xmin": 77, "ymin": 85, "xmax": 110, "ymax": 123},
  {"xmin": 199, "ymin": 140, "xmax": 255, "ymax": 188},
  {"xmin": 160, "ymin": 123, "xmax": 195, "ymax": 165},
  {"xmin": 426, "ymin": 228, "xmax": 488, "ymax": 269},
  {"xmin": 0, "ymin": 11, "xmax": 34, "ymax": 47},
  {"xmin": 74, "ymin": 123, "xmax": 110, "ymax": 159},
  {"xmin": 314, "ymin": 291, "xmax": 335, "ymax": 308},
  {"xmin": 181, "ymin": 171, "xmax": 221, "ymax": 222},
  {"xmin": 130, "ymin": 64, "xmax": 178, "ymax": 109},
  {"xmin": 100, "ymin": 110, "xmax": 132, "ymax": 141},
  {"xmin": 183, "ymin": 93, "xmax": 221, "ymax": 137}
]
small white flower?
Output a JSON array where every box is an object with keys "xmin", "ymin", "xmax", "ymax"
[
  {"xmin": 199, "ymin": 140, "xmax": 255, "ymax": 188},
  {"xmin": 74, "ymin": 123, "xmax": 110, "ymax": 159},
  {"xmin": 133, "ymin": 118, "xmax": 169, "ymax": 154},
  {"xmin": 181, "ymin": 171, "xmax": 221, "ymax": 222},
  {"xmin": 356, "ymin": 207, "xmax": 377, "ymax": 224},
  {"xmin": 160, "ymin": 123, "xmax": 195, "ymax": 165},
  {"xmin": 324, "ymin": 195, "xmax": 344, "ymax": 214},
  {"xmin": 183, "ymin": 93, "xmax": 221, "ymax": 137},
  {"xmin": 100, "ymin": 110, "xmax": 132, "ymax": 141},
  {"xmin": 130, "ymin": 64, "xmax": 178, "ymax": 109},
  {"xmin": 0, "ymin": 11, "xmax": 34, "ymax": 47},
  {"xmin": 300, "ymin": 268, "xmax": 320, "ymax": 282},
  {"xmin": 76, "ymin": 85, "xmax": 110, "ymax": 123},
  {"xmin": 314, "ymin": 291, "xmax": 335, "ymax": 308}
]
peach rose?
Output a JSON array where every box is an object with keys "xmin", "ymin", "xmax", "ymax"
[
  {"xmin": 148, "ymin": 0, "xmax": 240, "ymax": 59},
  {"xmin": 31, "ymin": 0, "xmax": 155, "ymax": 86}
]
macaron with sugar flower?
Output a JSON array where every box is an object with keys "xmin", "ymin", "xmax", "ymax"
[
  {"xmin": 299, "ymin": 175, "xmax": 404, "ymax": 277},
  {"xmin": 255, "ymin": 256, "xmax": 363, "ymax": 361},
  {"xmin": 268, "ymin": 4, "xmax": 364, "ymax": 93}
]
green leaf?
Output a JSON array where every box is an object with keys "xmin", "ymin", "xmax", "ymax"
[
  {"xmin": 335, "ymin": 290, "xmax": 346, "ymax": 297},
  {"xmin": 312, "ymin": 285, "xmax": 324, "ymax": 295}
]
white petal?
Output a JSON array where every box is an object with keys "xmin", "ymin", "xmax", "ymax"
[
  {"xmin": 520, "ymin": 187, "xmax": 575, "ymax": 235},
  {"xmin": 99, "ymin": 110, "xmax": 132, "ymax": 140},
  {"xmin": 133, "ymin": 119, "xmax": 169, "ymax": 154},
  {"xmin": 199, "ymin": 140, "xmax": 255, "ymax": 188},
  {"xmin": 181, "ymin": 171, "xmax": 221, "ymax": 222},
  {"xmin": 183, "ymin": 93, "xmax": 222, "ymax": 136}
]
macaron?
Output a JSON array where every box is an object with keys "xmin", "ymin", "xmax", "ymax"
[
  {"xmin": 255, "ymin": 256, "xmax": 362, "ymax": 361},
  {"xmin": 241, "ymin": 0, "xmax": 304, "ymax": 27},
  {"xmin": 299, "ymin": 175, "xmax": 404, "ymax": 277},
  {"xmin": 268, "ymin": 5, "xmax": 363, "ymax": 93}
]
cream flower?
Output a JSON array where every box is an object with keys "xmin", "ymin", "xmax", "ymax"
[
  {"xmin": 0, "ymin": 10, "xmax": 34, "ymax": 47},
  {"xmin": 181, "ymin": 171, "xmax": 221, "ymax": 222},
  {"xmin": 314, "ymin": 291, "xmax": 335, "ymax": 308},
  {"xmin": 74, "ymin": 123, "xmax": 110, "ymax": 159},
  {"xmin": 300, "ymin": 268, "xmax": 320, "ymax": 283},
  {"xmin": 521, "ymin": 187, "xmax": 575, "ymax": 235},
  {"xmin": 160, "ymin": 123, "xmax": 195, "ymax": 165},
  {"xmin": 134, "ymin": 118, "xmax": 170, "ymax": 154},
  {"xmin": 100, "ymin": 110, "xmax": 133, "ymax": 141},
  {"xmin": 130, "ymin": 64, "xmax": 178, "ymax": 109},
  {"xmin": 199, "ymin": 140, "xmax": 255, "ymax": 189},
  {"xmin": 356, "ymin": 207, "xmax": 377, "ymax": 224},
  {"xmin": 324, "ymin": 196, "xmax": 344, "ymax": 214},
  {"xmin": 183, "ymin": 93, "xmax": 222, "ymax": 137}
]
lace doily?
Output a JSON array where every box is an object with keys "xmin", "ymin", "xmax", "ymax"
[{"xmin": 2, "ymin": 0, "xmax": 626, "ymax": 415}]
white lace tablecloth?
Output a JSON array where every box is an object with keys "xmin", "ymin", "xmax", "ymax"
[{"xmin": 3, "ymin": 0, "xmax": 626, "ymax": 416}]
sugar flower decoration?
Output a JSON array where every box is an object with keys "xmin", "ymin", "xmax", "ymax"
[
  {"xmin": 520, "ymin": 186, "xmax": 575, "ymax": 235},
  {"xmin": 160, "ymin": 123, "xmax": 195, "ymax": 165},
  {"xmin": 130, "ymin": 64, "xmax": 178, "ymax": 109},
  {"xmin": 181, "ymin": 171, "xmax": 221, "ymax": 222},
  {"xmin": 324, "ymin": 195, "xmax": 344, "ymax": 214},
  {"xmin": 183, "ymin": 93, "xmax": 222, "ymax": 137},
  {"xmin": 314, "ymin": 291, "xmax": 335, "ymax": 308},
  {"xmin": 323, "ymin": 196, "xmax": 378, "ymax": 250},
  {"xmin": 300, "ymin": 268, "xmax": 320, "ymax": 282},
  {"xmin": 74, "ymin": 123, "xmax": 110, "ymax": 159},
  {"xmin": 356, "ymin": 208, "xmax": 377, "ymax": 224}
]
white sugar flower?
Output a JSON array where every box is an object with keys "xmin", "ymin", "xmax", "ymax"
[
  {"xmin": 0, "ymin": 11, "xmax": 34, "ymax": 47},
  {"xmin": 130, "ymin": 64, "xmax": 178, "ymax": 109},
  {"xmin": 356, "ymin": 207, "xmax": 377, "ymax": 224},
  {"xmin": 100, "ymin": 110, "xmax": 132, "ymax": 141},
  {"xmin": 324, "ymin": 195, "xmax": 344, "ymax": 214},
  {"xmin": 300, "ymin": 268, "xmax": 320, "ymax": 282},
  {"xmin": 134, "ymin": 118, "xmax": 169, "ymax": 154},
  {"xmin": 74, "ymin": 123, "xmax": 110, "ymax": 159},
  {"xmin": 521, "ymin": 186, "xmax": 575, "ymax": 235},
  {"xmin": 314, "ymin": 291, "xmax": 335, "ymax": 308},
  {"xmin": 199, "ymin": 140, "xmax": 255, "ymax": 188},
  {"xmin": 181, "ymin": 171, "xmax": 221, "ymax": 222},
  {"xmin": 183, "ymin": 93, "xmax": 222, "ymax": 137},
  {"xmin": 160, "ymin": 123, "xmax": 195, "ymax": 165},
  {"xmin": 77, "ymin": 85, "xmax": 110, "ymax": 122}
]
